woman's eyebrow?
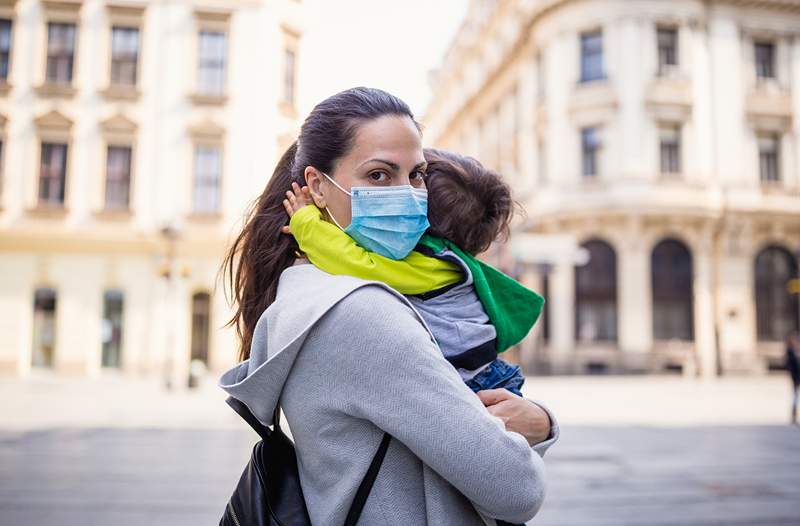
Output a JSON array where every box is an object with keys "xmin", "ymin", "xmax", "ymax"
[{"xmin": 359, "ymin": 158, "xmax": 400, "ymax": 170}]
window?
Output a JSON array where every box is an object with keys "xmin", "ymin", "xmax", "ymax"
[
  {"xmin": 0, "ymin": 19, "xmax": 11, "ymax": 82},
  {"xmin": 660, "ymin": 125, "xmax": 681, "ymax": 174},
  {"xmin": 101, "ymin": 289, "xmax": 124, "ymax": 368},
  {"xmin": 32, "ymin": 288, "xmax": 57, "ymax": 368},
  {"xmin": 105, "ymin": 145, "xmax": 132, "ymax": 209},
  {"xmin": 538, "ymin": 137, "xmax": 547, "ymax": 184},
  {"xmin": 580, "ymin": 30, "xmax": 604, "ymax": 82},
  {"xmin": 46, "ymin": 22, "xmax": 76, "ymax": 84},
  {"xmin": 536, "ymin": 52, "xmax": 546, "ymax": 102},
  {"xmin": 575, "ymin": 240, "xmax": 618, "ymax": 342},
  {"xmin": 197, "ymin": 31, "xmax": 226, "ymax": 95},
  {"xmin": 755, "ymin": 42, "xmax": 775, "ymax": 80},
  {"xmin": 38, "ymin": 142, "xmax": 68, "ymax": 206},
  {"xmin": 758, "ymin": 134, "xmax": 780, "ymax": 183},
  {"xmin": 581, "ymin": 127, "xmax": 600, "ymax": 177},
  {"xmin": 283, "ymin": 47, "xmax": 296, "ymax": 105},
  {"xmin": 191, "ymin": 292, "xmax": 211, "ymax": 364},
  {"xmin": 651, "ymin": 239, "xmax": 694, "ymax": 341},
  {"xmin": 110, "ymin": 26, "xmax": 139, "ymax": 87},
  {"xmin": 193, "ymin": 145, "xmax": 221, "ymax": 214},
  {"xmin": 657, "ymin": 27, "xmax": 678, "ymax": 76},
  {"xmin": 754, "ymin": 246, "xmax": 799, "ymax": 341}
]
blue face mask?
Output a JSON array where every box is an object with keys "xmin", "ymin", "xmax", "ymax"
[{"xmin": 320, "ymin": 172, "xmax": 430, "ymax": 260}]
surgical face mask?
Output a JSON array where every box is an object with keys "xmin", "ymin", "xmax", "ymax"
[{"xmin": 319, "ymin": 171, "xmax": 430, "ymax": 260}]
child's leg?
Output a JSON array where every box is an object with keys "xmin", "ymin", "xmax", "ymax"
[{"xmin": 464, "ymin": 358, "xmax": 525, "ymax": 397}]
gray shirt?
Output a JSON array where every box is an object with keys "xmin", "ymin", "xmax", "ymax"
[{"xmin": 218, "ymin": 263, "xmax": 558, "ymax": 526}]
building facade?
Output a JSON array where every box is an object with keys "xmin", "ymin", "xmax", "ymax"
[
  {"xmin": 424, "ymin": 0, "xmax": 800, "ymax": 376},
  {"xmin": 0, "ymin": 0, "xmax": 303, "ymax": 384}
]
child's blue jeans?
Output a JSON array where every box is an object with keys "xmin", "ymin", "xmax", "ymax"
[{"xmin": 464, "ymin": 357, "xmax": 524, "ymax": 397}]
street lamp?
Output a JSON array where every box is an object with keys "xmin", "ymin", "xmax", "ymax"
[{"xmin": 159, "ymin": 223, "xmax": 182, "ymax": 391}]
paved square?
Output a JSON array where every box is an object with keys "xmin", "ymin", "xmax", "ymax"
[{"xmin": 1, "ymin": 374, "xmax": 798, "ymax": 525}]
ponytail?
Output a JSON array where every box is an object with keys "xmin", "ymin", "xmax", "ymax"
[{"xmin": 219, "ymin": 141, "xmax": 301, "ymax": 361}]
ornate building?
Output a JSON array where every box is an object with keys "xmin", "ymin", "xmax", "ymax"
[
  {"xmin": 424, "ymin": 0, "xmax": 800, "ymax": 376},
  {"xmin": 0, "ymin": 0, "xmax": 303, "ymax": 384}
]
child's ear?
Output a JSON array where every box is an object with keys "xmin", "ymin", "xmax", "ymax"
[{"xmin": 304, "ymin": 167, "xmax": 327, "ymax": 208}]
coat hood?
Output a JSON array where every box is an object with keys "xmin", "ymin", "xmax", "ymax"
[{"xmin": 217, "ymin": 263, "xmax": 434, "ymax": 427}]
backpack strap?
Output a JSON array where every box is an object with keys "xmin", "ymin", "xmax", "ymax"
[
  {"xmin": 343, "ymin": 432, "xmax": 392, "ymax": 526},
  {"xmin": 225, "ymin": 396, "xmax": 272, "ymax": 440}
]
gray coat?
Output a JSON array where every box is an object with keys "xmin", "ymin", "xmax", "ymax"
[{"xmin": 218, "ymin": 263, "xmax": 559, "ymax": 525}]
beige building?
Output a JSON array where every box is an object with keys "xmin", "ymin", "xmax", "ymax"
[
  {"xmin": 425, "ymin": 0, "xmax": 800, "ymax": 377},
  {"xmin": 0, "ymin": 0, "xmax": 303, "ymax": 385}
]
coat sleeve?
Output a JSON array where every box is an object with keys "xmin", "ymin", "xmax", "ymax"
[{"xmin": 314, "ymin": 285, "xmax": 550, "ymax": 524}]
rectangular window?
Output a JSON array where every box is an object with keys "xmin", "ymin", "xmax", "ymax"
[
  {"xmin": 580, "ymin": 30, "xmax": 604, "ymax": 82},
  {"xmin": 46, "ymin": 22, "xmax": 76, "ymax": 84},
  {"xmin": 110, "ymin": 26, "xmax": 139, "ymax": 87},
  {"xmin": 32, "ymin": 288, "xmax": 57, "ymax": 368},
  {"xmin": 197, "ymin": 31, "xmax": 226, "ymax": 95},
  {"xmin": 659, "ymin": 125, "xmax": 681, "ymax": 174},
  {"xmin": 758, "ymin": 134, "xmax": 780, "ymax": 183},
  {"xmin": 581, "ymin": 127, "xmax": 600, "ymax": 177},
  {"xmin": 283, "ymin": 47, "xmax": 296, "ymax": 105},
  {"xmin": 101, "ymin": 289, "xmax": 124, "ymax": 368},
  {"xmin": 105, "ymin": 145, "xmax": 132, "ymax": 209},
  {"xmin": 193, "ymin": 145, "xmax": 221, "ymax": 214},
  {"xmin": 657, "ymin": 27, "xmax": 678, "ymax": 76},
  {"xmin": 0, "ymin": 19, "xmax": 12, "ymax": 81},
  {"xmin": 755, "ymin": 42, "xmax": 775, "ymax": 80},
  {"xmin": 38, "ymin": 142, "xmax": 68, "ymax": 206}
]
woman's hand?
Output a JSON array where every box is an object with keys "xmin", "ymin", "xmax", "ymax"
[{"xmin": 476, "ymin": 389, "xmax": 552, "ymax": 446}]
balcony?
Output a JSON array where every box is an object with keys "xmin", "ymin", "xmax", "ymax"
[
  {"xmin": 746, "ymin": 84, "xmax": 792, "ymax": 132},
  {"xmin": 645, "ymin": 75, "xmax": 692, "ymax": 122}
]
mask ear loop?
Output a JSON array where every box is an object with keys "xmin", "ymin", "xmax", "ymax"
[{"xmin": 319, "ymin": 171, "xmax": 350, "ymax": 230}]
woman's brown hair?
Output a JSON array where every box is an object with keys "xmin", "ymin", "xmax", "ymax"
[{"xmin": 219, "ymin": 87, "xmax": 419, "ymax": 362}]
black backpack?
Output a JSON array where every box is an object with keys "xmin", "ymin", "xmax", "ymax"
[{"xmin": 220, "ymin": 396, "xmax": 391, "ymax": 526}]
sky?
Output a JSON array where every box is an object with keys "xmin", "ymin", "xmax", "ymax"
[{"xmin": 297, "ymin": 0, "xmax": 470, "ymax": 121}]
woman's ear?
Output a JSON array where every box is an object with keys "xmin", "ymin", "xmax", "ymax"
[{"xmin": 304, "ymin": 167, "xmax": 327, "ymax": 208}]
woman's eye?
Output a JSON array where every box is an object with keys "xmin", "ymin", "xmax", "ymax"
[
  {"xmin": 410, "ymin": 170, "xmax": 426, "ymax": 185},
  {"xmin": 368, "ymin": 171, "xmax": 389, "ymax": 183}
]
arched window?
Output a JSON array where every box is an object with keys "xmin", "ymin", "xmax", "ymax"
[
  {"xmin": 651, "ymin": 239, "xmax": 693, "ymax": 341},
  {"xmin": 191, "ymin": 291, "xmax": 211, "ymax": 365},
  {"xmin": 755, "ymin": 245, "xmax": 799, "ymax": 341},
  {"xmin": 575, "ymin": 239, "xmax": 617, "ymax": 342},
  {"xmin": 32, "ymin": 288, "xmax": 57, "ymax": 367}
]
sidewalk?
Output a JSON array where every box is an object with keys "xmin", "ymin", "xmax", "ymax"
[{"xmin": 1, "ymin": 370, "xmax": 794, "ymax": 430}]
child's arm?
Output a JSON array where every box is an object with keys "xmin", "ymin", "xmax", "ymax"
[{"xmin": 282, "ymin": 182, "xmax": 461, "ymax": 295}]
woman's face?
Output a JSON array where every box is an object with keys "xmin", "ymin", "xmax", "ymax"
[{"xmin": 305, "ymin": 114, "xmax": 426, "ymax": 228}]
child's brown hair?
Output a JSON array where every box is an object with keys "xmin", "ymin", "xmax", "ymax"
[{"xmin": 423, "ymin": 148, "xmax": 516, "ymax": 255}]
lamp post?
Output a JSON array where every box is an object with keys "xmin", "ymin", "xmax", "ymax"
[{"xmin": 159, "ymin": 223, "xmax": 181, "ymax": 391}]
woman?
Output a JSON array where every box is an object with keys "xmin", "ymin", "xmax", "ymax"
[{"xmin": 218, "ymin": 87, "xmax": 558, "ymax": 525}]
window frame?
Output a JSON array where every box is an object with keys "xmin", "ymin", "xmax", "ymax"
[
  {"xmin": 656, "ymin": 26, "xmax": 679, "ymax": 77},
  {"xmin": 579, "ymin": 30, "xmax": 605, "ymax": 83},
  {"xmin": 659, "ymin": 124, "xmax": 682, "ymax": 175},
  {"xmin": 581, "ymin": 126, "xmax": 600, "ymax": 177}
]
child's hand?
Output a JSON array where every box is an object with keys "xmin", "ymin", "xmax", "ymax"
[{"xmin": 281, "ymin": 182, "xmax": 313, "ymax": 234}]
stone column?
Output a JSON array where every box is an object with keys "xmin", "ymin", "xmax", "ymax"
[
  {"xmin": 693, "ymin": 229, "xmax": 718, "ymax": 380},
  {"xmin": 618, "ymin": 226, "xmax": 653, "ymax": 372},
  {"xmin": 549, "ymin": 260, "xmax": 575, "ymax": 374}
]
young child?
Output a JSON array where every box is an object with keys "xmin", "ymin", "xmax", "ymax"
[{"xmin": 281, "ymin": 148, "xmax": 544, "ymax": 397}]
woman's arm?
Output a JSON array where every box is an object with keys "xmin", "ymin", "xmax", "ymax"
[
  {"xmin": 314, "ymin": 285, "xmax": 549, "ymax": 524},
  {"xmin": 288, "ymin": 205, "xmax": 462, "ymax": 295}
]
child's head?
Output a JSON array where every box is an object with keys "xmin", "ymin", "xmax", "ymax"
[{"xmin": 423, "ymin": 148, "xmax": 516, "ymax": 255}]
